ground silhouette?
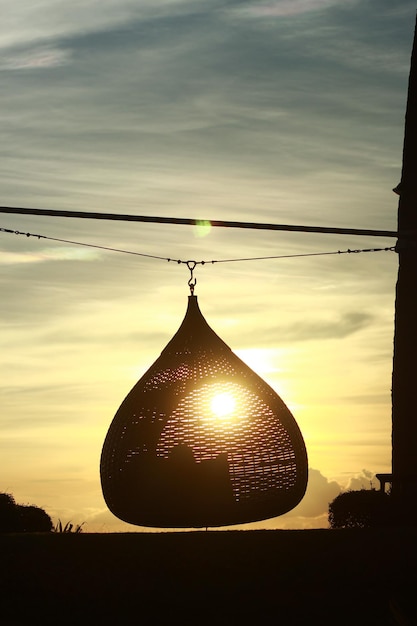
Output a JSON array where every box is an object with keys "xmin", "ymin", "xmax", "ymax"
[{"xmin": 1, "ymin": 528, "xmax": 416, "ymax": 625}]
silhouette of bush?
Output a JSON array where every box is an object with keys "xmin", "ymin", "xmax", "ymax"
[
  {"xmin": 0, "ymin": 492, "xmax": 19, "ymax": 532},
  {"xmin": 18, "ymin": 504, "xmax": 53, "ymax": 532},
  {"xmin": 0, "ymin": 492, "xmax": 53, "ymax": 533},
  {"xmin": 329, "ymin": 489, "xmax": 393, "ymax": 529}
]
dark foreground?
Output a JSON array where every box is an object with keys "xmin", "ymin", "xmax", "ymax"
[{"xmin": 2, "ymin": 528, "xmax": 417, "ymax": 625}]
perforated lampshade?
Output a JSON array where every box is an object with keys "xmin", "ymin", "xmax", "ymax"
[{"xmin": 100, "ymin": 295, "xmax": 308, "ymax": 528}]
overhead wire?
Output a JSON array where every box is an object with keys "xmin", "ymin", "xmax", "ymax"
[{"xmin": 0, "ymin": 205, "xmax": 404, "ymax": 238}]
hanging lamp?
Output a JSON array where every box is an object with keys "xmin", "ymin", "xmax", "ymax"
[{"xmin": 100, "ymin": 270, "xmax": 308, "ymax": 528}]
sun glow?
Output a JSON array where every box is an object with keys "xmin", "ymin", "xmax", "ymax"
[{"xmin": 210, "ymin": 392, "xmax": 236, "ymax": 418}]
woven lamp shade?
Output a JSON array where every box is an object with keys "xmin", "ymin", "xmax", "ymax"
[{"xmin": 100, "ymin": 296, "xmax": 308, "ymax": 528}]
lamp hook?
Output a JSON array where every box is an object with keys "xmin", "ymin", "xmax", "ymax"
[{"xmin": 186, "ymin": 260, "xmax": 197, "ymax": 295}]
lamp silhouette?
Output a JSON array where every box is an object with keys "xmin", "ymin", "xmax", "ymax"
[{"xmin": 100, "ymin": 295, "xmax": 308, "ymax": 528}]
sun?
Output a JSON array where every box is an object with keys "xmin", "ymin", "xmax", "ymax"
[{"xmin": 211, "ymin": 392, "xmax": 236, "ymax": 418}]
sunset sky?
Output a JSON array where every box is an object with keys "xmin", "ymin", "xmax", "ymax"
[{"xmin": 1, "ymin": 0, "xmax": 415, "ymax": 531}]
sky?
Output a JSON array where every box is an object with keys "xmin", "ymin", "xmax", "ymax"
[{"xmin": 1, "ymin": 0, "xmax": 415, "ymax": 532}]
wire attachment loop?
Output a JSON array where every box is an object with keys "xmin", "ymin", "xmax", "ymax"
[{"xmin": 186, "ymin": 260, "xmax": 197, "ymax": 295}]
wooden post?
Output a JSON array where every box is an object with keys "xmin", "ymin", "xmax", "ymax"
[{"xmin": 391, "ymin": 13, "xmax": 417, "ymax": 518}]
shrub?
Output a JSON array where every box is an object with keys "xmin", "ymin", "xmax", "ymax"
[
  {"xmin": 0, "ymin": 492, "xmax": 19, "ymax": 532},
  {"xmin": 0, "ymin": 492, "xmax": 53, "ymax": 533},
  {"xmin": 329, "ymin": 489, "xmax": 393, "ymax": 529},
  {"xmin": 18, "ymin": 505, "xmax": 54, "ymax": 532}
]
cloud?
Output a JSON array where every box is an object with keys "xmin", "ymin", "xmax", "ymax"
[
  {"xmin": 340, "ymin": 393, "xmax": 390, "ymax": 406},
  {"xmin": 287, "ymin": 467, "xmax": 341, "ymax": 518},
  {"xmin": 0, "ymin": 252, "xmax": 41, "ymax": 265},
  {"xmin": 0, "ymin": 246, "xmax": 99, "ymax": 265},
  {"xmin": 236, "ymin": 0, "xmax": 353, "ymax": 18},
  {"xmin": 0, "ymin": 0, "xmax": 202, "ymax": 50},
  {"xmin": 344, "ymin": 468, "xmax": 379, "ymax": 491},
  {"xmin": 235, "ymin": 311, "xmax": 374, "ymax": 348},
  {"xmin": 283, "ymin": 311, "xmax": 374, "ymax": 341},
  {"xmin": 0, "ymin": 243, "xmax": 163, "ymax": 322},
  {"xmin": 0, "ymin": 45, "xmax": 72, "ymax": 70}
]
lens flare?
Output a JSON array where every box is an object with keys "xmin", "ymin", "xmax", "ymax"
[{"xmin": 194, "ymin": 220, "xmax": 212, "ymax": 238}]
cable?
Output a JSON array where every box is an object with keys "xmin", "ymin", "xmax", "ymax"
[
  {"xmin": 0, "ymin": 226, "xmax": 396, "ymax": 265},
  {"xmin": 0, "ymin": 205, "xmax": 403, "ymax": 238},
  {"xmin": 213, "ymin": 247, "xmax": 396, "ymax": 263},
  {"xmin": 0, "ymin": 227, "xmax": 172, "ymax": 262}
]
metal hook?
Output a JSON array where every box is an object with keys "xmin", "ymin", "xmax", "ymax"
[{"xmin": 186, "ymin": 260, "xmax": 197, "ymax": 295}]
